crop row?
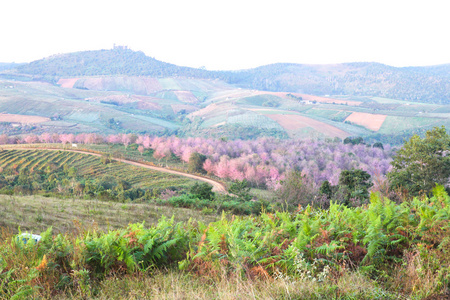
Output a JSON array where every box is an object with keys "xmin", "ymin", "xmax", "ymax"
[{"xmin": 0, "ymin": 150, "xmax": 196, "ymax": 190}]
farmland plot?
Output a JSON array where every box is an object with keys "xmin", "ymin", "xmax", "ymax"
[
  {"xmin": 0, "ymin": 113, "xmax": 50, "ymax": 124},
  {"xmin": 344, "ymin": 112, "xmax": 387, "ymax": 131},
  {"xmin": 267, "ymin": 114, "xmax": 349, "ymax": 138},
  {"xmin": 227, "ymin": 113, "xmax": 285, "ymax": 130}
]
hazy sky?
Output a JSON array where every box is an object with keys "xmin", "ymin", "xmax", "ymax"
[{"xmin": 1, "ymin": 0, "xmax": 449, "ymax": 70}]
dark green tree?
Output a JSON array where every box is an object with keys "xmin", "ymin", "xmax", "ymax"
[
  {"xmin": 187, "ymin": 152, "xmax": 207, "ymax": 174},
  {"xmin": 319, "ymin": 180, "xmax": 333, "ymax": 199},
  {"xmin": 343, "ymin": 137, "xmax": 364, "ymax": 145},
  {"xmin": 388, "ymin": 126, "xmax": 450, "ymax": 196},
  {"xmin": 372, "ymin": 142, "xmax": 384, "ymax": 149},
  {"xmin": 228, "ymin": 179, "xmax": 252, "ymax": 201},
  {"xmin": 338, "ymin": 169, "xmax": 373, "ymax": 205},
  {"xmin": 343, "ymin": 137, "xmax": 353, "ymax": 145}
]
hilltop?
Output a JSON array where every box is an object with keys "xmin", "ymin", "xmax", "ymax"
[{"xmin": 13, "ymin": 48, "xmax": 219, "ymax": 79}]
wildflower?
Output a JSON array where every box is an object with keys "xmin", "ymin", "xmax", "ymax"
[{"xmin": 36, "ymin": 254, "xmax": 48, "ymax": 271}]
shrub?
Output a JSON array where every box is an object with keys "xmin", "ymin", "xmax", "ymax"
[
  {"xmin": 276, "ymin": 171, "xmax": 318, "ymax": 209},
  {"xmin": 189, "ymin": 183, "xmax": 214, "ymax": 200}
]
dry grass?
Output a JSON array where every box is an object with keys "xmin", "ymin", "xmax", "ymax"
[
  {"xmin": 390, "ymin": 248, "xmax": 450, "ymax": 300},
  {"xmin": 54, "ymin": 269, "xmax": 399, "ymax": 300},
  {"xmin": 0, "ymin": 194, "xmax": 217, "ymax": 234}
]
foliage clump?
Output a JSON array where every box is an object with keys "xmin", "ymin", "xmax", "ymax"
[
  {"xmin": 189, "ymin": 182, "xmax": 214, "ymax": 200},
  {"xmin": 187, "ymin": 152, "xmax": 207, "ymax": 174},
  {"xmin": 228, "ymin": 179, "xmax": 252, "ymax": 201},
  {"xmin": 337, "ymin": 168, "xmax": 373, "ymax": 205},
  {"xmin": 388, "ymin": 126, "xmax": 450, "ymax": 196},
  {"xmin": 276, "ymin": 170, "xmax": 317, "ymax": 208}
]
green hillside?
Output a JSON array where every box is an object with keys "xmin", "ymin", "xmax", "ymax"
[
  {"xmin": 0, "ymin": 48, "xmax": 449, "ymax": 140},
  {"xmin": 1, "ymin": 76, "xmax": 450, "ymax": 142}
]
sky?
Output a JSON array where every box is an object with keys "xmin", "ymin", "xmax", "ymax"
[{"xmin": 1, "ymin": 0, "xmax": 449, "ymax": 70}]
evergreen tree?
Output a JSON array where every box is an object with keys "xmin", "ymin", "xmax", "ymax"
[
  {"xmin": 187, "ymin": 152, "xmax": 207, "ymax": 174},
  {"xmin": 338, "ymin": 169, "xmax": 373, "ymax": 205}
]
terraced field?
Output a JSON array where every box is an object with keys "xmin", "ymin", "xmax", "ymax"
[{"xmin": 0, "ymin": 149, "xmax": 198, "ymax": 190}]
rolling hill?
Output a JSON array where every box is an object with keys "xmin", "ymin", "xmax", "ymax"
[
  {"xmin": 4, "ymin": 48, "xmax": 449, "ymax": 104},
  {"xmin": 0, "ymin": 48, "xmax": 449, "ymax": 142},
  {"xmin": 228, "ymin": 62, "xmax": 450, "ymax": 104}
]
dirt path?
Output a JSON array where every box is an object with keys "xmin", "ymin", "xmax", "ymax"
[{"xmin": 2, "ymin": 146, "xmax": 227, "ymax": 193}]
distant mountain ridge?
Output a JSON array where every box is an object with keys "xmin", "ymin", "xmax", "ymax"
[
  {"xmin": 5, "ymin": 48, "xmax": 450, "ymax": 103},
  {"xmin": 232, "ymin": 62, "xmax": 450, "ymax": 103},
  {"xmin": 0, "ymin": 62, "xmax": 24, "ymax": 72}
]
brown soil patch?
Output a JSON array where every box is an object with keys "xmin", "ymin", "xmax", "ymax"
[
  {"xmin": 171, "ymin": 104, "xmax": 198, "ymax": 114},
  {"xmin": 208, "ymin": 89, "xmax": 257, "ymax": 102},
  {"xmin": 173, "ymin": 91, "xmax": 198, "ymax": 104},
  {"xmin": 344, "ymin": 112, "xmax": 387, "ymax": 131},
  {"xmin": 247, "ymin": 108, "xmax": 290, "ymax": 113},
  {"xmin": 57, "ymin": 78, "xmax": 79, "ymax": 88},
  {"xmin": 136, "ymin": 101, "xmax": 161, "ymax": 110},
  {"xmin": 268, "ymin": 114, "xmax": 349, "ymax": 138},
  {"xmin": 190, "ymin": 103, "xmax": 234, "ymax": 118},
  {"xmin": 213, "ymin": 121, "xmax": 226, "ymax": 127},
  {"xmin": 253, "ymin": 91, "xmax": 290, "ymax": 100},
  {"xmin": 0, "ymin": 113, "xmax": 50, "ymax": 124}
]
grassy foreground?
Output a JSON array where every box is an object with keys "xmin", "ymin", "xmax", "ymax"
[
  {"xmin": 0, "ymin": 194, "xmax": 217, "ymax": 234},
  {"xmin": 1, "ymin": 188, "xmax": 450, "ymax": 299}
]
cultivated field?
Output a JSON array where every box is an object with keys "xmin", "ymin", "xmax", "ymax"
[
  {"xmin": 267, "ymin": 113, "xmax": 350, "ymax": 138},
  {"xmin": 57, "ymin": 78, "xmax": 79, "ymax": 88},
  {"xmin": 0, "ymin": 149, "xmax": 198, "ymax": 190},
  {"xmin": 0, "ymin": 113, "xmax": 50, "ymax": 124},
  {"xmin": 2, "ymin": 76, "xmax": 450, "ymax": 140},
  {"xmin": 344, "ymin": 112, "xmax": 387, "ymax": 131}
]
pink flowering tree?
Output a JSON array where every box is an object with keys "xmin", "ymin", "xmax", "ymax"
[
  {"xmin": 138, "ymin": 145, "xmax": 145, "ymax": 155},
  {"xmin": 24, "ymin": 135, "xmax": 39, "ymax": 144}
]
